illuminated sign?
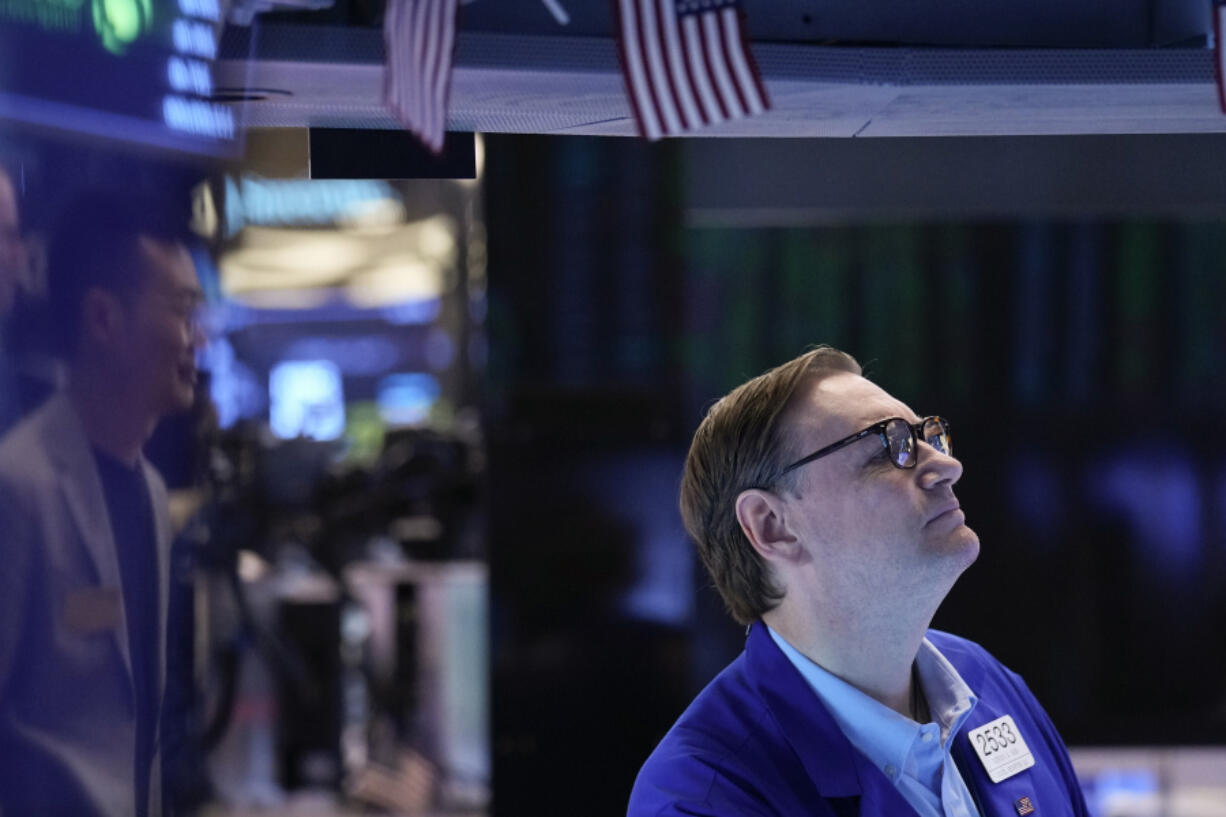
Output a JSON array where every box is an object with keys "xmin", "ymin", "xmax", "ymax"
[
  {"xmin": 0, "ymin": 0, "xmax": 238, "ymax": 155},
  {"xmin": 93, "ymin": 0, "xmax": 154, "ymax": 55},
  {"xmin": 160, "ymin": 0, "xmax": 233, "ymax": 141},
  {"xmin": 223, "ymin": 177, "xmax": 399, "ymax": 236}
]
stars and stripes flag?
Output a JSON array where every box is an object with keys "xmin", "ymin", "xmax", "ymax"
[
  {"xmin": 383, "ymin": 0, "xmax": 459, "ymax": 154},
  {"xmin": 616, "ymin": 0, "xmax": 770, "ymax": 140}
]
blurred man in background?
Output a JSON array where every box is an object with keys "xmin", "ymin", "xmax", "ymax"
[
  {"xmin": 0, "ymin": 164, "xmax": 24, "ymax": 316},
  {"xmin": 0, "ymin": 163, "xmax": 29, "ymax": 435},
  {"xmin": 0, "ymin": 189, "xmax": 204, "ymax": 817},
  {"xmin": 630, "ymin": 346, "xmax": 1089, "ymax": 817}
]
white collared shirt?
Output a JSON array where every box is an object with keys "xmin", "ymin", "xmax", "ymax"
[{"xmin": 768, "ymin": 627, "xmax": 983, "ymax": 817}]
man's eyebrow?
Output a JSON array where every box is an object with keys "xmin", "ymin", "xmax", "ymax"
[
  {"xmin": 877, "ymin": 411, "xmax": 922, "ymax": 425},
  {"xmin": 855, "ymin": 415, "xmax": 899, "ymax": 429}
]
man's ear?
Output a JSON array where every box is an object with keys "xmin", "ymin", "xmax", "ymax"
[
  {"xmin": 735, "ymin": 488, "xmax": 801, "ymax": 564},
  {"xmin": 80, "ymin": 287, "xmax": 123, "ymax": 346}
]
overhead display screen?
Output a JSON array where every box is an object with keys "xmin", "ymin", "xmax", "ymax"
[{"xmin": 0, "ymin": 0, "xmax": 240, "ymax": 156}]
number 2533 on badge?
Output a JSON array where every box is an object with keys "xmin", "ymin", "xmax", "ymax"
[{"xmin": 967, "ymin": 715, "xmax": 1035, "ymax": 783}]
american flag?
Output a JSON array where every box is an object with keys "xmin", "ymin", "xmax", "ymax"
[
  {"xmin": 383, "ymin": 0, "xmax": 459, "ymax": 154},
  {"xmin": 616, "ymin": 0, "xmax": 770, "ymax": 140}
]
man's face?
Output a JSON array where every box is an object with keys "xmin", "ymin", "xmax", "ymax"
[
  {"xmin": 111, "ymin": 237, "xmax": 204, "ymax": 417},
  {"xmin": 0, "ymin": 173, "xmax": 25, "ymax": 316},
  {"xmin": 778, "ymin": 371, "xmax": 979, "ymax": 603}
]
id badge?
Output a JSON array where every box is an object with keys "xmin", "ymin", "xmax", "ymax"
[
  {"xmin": 62, "ymin": 586, "xmax": 123, "ymax": 635},
  {"xmin": 967, "ymin": 714, "xmax": 1035, "ymax": 783}
]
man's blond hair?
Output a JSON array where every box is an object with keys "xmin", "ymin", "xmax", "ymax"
[{"xmin": 680, "ymin": 346, "xmax": 862, "ymax": 625}]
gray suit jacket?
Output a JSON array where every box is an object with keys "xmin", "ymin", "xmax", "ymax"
[{"xmin": 0, "ymin": 392, "xmax": 171, "ymax": 817}]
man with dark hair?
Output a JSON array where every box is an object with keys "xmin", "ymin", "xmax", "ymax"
[
  {"xmin": 629, "ymin": 347, "xmax": 1089, "ymax": 817},
  {"xmin": 0, "ymin": 188, "xmax": 204, "ymax": 816}
]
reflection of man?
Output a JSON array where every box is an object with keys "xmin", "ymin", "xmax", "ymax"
[
  {"xmin": 0, "ymin": 190, "xmax": 204, "ymax": 817},
  {"xmin": 0, "ymin": 164, "xmax": 29, "ymax": 434},
  {"xmin": 629, "ymin": 347, "xmax": 1089, "ymax": 817},
  {"xmin": 0, "ymin": 165, "xmax": 24, "ymax": 317}
]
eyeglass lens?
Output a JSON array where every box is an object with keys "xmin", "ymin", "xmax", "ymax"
[
  {"xmin": 923, "ymin": 417, "xmax": 951, "ymax": 456},
  {"xmin": 885, "ymin": 417, "xmax": 951, "ymax": 467},
  {"xmin": 885, "ymin": 419, "xmax": 915, "ymax": 467}
]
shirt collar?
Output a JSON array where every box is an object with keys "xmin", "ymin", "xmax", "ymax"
[
  {"xmin": 914, "ymin": 636, "xmax": 978, "ymax": 743},
  {"xmin": 766, "ymin": 626, "xmax": 979, "ymax": 778}
]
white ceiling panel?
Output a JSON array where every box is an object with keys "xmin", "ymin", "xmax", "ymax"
[{"xmin": 215, "ymin": 29, "xmax": 1226, "ymax": 137}]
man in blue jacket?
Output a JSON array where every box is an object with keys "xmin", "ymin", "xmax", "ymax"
[{"xmin": 629, "ymin": 347, "xmax": 1089, "ymax": 817}]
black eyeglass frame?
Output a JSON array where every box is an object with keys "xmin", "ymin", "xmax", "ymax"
[{"xmin": 778, "ymin": 416, "xmax": 952, "ymax": 477}]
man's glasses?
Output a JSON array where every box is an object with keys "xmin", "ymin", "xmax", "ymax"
[{"xmin": 779, "ymin": 416, "xmax": 952, "ymax": 476}]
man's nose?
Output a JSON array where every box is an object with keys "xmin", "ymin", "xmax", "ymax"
[{"xmin": 918, "ymin": 441, "xmax": 963, "ymax": 488}]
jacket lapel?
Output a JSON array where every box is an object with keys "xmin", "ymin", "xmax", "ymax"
[
  {"xmin": 950, "ymin": 688, "xmax": 1049, "ymax": 817},
  {"xmin": 43, "ymin": 393, "xmax": 134, "ymax": 685},
  {"xmin": 145, "ymin": 465, "xmax": 170, "ymax": 817},
  {"xmin": 745, "ymin": 622, "xmax": 921, "ymax": 816},
  {"xmin": 142, "ymin": 458, "xmax": 171, "ymax": 702}
]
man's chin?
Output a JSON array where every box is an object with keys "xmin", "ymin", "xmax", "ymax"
[
  {"xmin": 929, "ymin": 523, "xmax": 980, "ymax": 568},
  {"xmin": 950, "ymin": 525, "xmax": 981, "ymax": 569}
]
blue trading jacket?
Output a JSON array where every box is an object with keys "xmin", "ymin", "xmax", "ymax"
[{"xmin": 629, "ymin": 624, "xmax": 1091, "ymax": 817}]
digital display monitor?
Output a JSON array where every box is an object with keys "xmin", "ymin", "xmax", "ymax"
[
  {"xmin": 270, "ymin": 359, "xmax": 345, "ymax": 441},
  {"xmin": 0, "ymin": 0, "xmax": 240, "ymax": 156},
  {"xmin": 376, "ymin": 372, "xmax": 440, "ymax": 427}
]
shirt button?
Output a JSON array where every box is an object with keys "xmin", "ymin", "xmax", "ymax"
[
  {"xmin": 922, "ymin": 730, "xmax": 934, "ymax": 742},
  {"xmin": 885, "ymin": 764, "xmax": 897, "ymax": 778}
]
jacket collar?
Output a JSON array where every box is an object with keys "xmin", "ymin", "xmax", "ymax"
[
  {"xmin": 40, "ymin": 390, "xmax": 170, "ymax": 691},
  {"xmin": 42, "ymin": 392, "xmax": 121, "ymax": 589},
  {"xmin": 747, "ymin": 621, "xmax": 987, "ymax": 815},
  {"xmin": 744, "ymin": 620, "xmax": 867, "ymax": 798}
]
